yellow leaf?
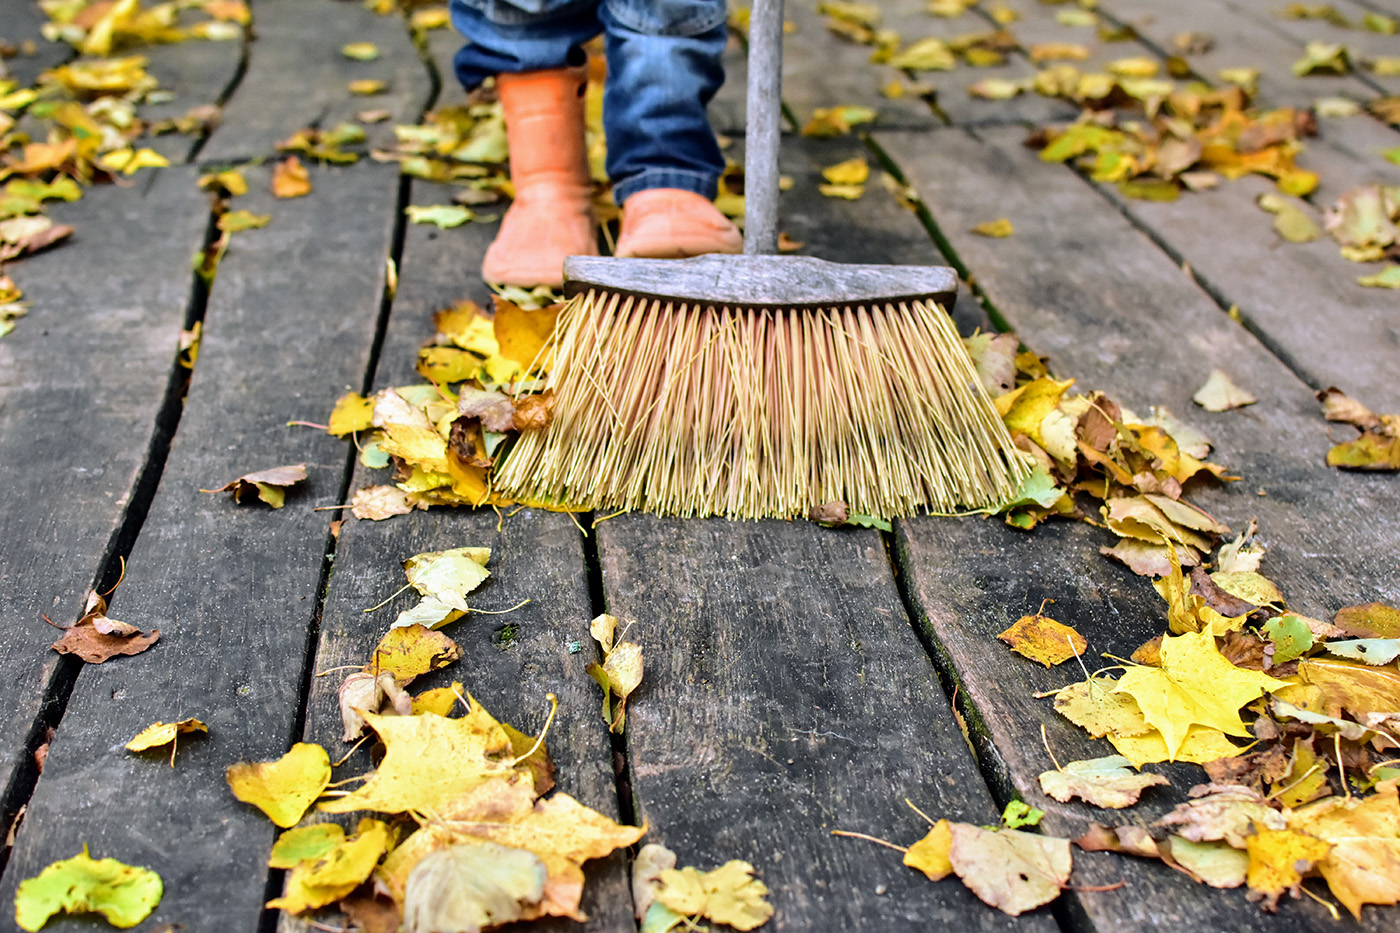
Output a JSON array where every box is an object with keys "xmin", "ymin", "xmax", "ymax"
[
  {"xmin": 381, "ymin": 772, "xmax": 645, "ymax": 921},
  {"xmin": 1113, "ymin": 628, "xmax": 1286, "ymax": 758},
  {"xmin": 268, "ymin": 824, "xmax": 344, "ymax": 869},
  {"xmin": 1030, "ymin": 42, "xmax": 1090, "ymax": 63},
  {"xmin": 493, "ymin": 297, "xmax": 562, "ymax": 371},
  {"xmin": 268, "ymin": 818, "xmax": 393, "ymax": 913},
  {"xmin": 904, "ymin": 820, "xmax": 953, "ymax": 880},
  {"xmin": 226, "ymin": 743, "xmax": 331, "ymax": 828},
  {"xmin": 125, "ymin": 718, "xmax": 208, "ymax": 760},
  {"xmin": 97, "ymin": 147, "xmax": 170, "ymax": 175},
  {"xmin": 403, "ymin": 546, "xmax": 490, "ymax": 612},
  {"xmin": 971, "ymin": 218, "xmax": 1014, "ymax": 237},
  {"xmin": 1289, "ymin": 781, "xmax": 1400, "ymax": 918},
  {"xmin": 1053, "ymin": 676, "xmax": 1153, "ymax": 738},
  {"xmin": 328, "ymin": 392, "xmax": 375, "ymax": 436},
  {"xmin": 1038, "ymin": 755, "xmax": 1169, "ymax": 808},
  {"xmin": 369, "ymin": 624, "xmax": 463, "ymax": 684},
  {"xmin": 198, "ymin": 168, "xmax": 248, "ymax": 197},
  {"xmin": 319, "ymin": 703, "xmax": 514, "ymax": 815},
  {"xmin": 656, "ymin": 861, "xmax": 774, "ymax": 931},
  {"xmin": 888, "ymin": 37, "xmax": 957, "ymax": 71},
  {"xmin": 997, "ymin": 612, "xmax": 1086, "ymax": 667},
  {"xmin": 379, "ymin": 422, "xmax": 450, "ymax": 474},
  {"xmin": 348, "ymin": 79, "xmax": 388, "ymax": 96},
  {"xmin": 1296, "ymin": 658, "xmax": 1400, "ymax": 719},
  {"xmin": 402, "ymin": 841, "xmax": 547, "ymax": 931},
  {"xmin": 1107, "ymin": 56, "xmax": 1159, "ymax": 78},
  {"xmin": 271, "ymin": 156, "xmax": 312, "ymax": 198},
  {"xmin": 1193, "ymin": 369, "xmax": 1256, "ymax": 411},
  {"xmin": 342, "ymin": 41, "xmax": 380, "ymax": 60},
  {"xmin": 1109, "ymin": 724, "xmax": 1245, "ymax": 768},
  {"xmin": 413, "ymin": 681, "xmax": 465, "ymax": 716},
  {"xmin": 820, "ymin": 156, "xmax": 870, "ymax": 186},
  {"xmin": 818, "ymin": 183, "xmax": 864, "ymax": 199},
  {"xmin": 994, "ymin": 377, "xmax": 1075, "ymax": 449}
]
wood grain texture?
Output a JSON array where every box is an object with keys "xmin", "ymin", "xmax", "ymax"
[
  {"xmin": 201, "ymin": 0, "xmax": 432, "ymax": 161},
  {"xmin": 282, "ymin": 183, "xmax": 632, "ymax": 932},
  {"xmin": 881, "ymin": 123, "xmax": 1398, "ymax": 931},
  {"xmin": 597, "ymin": 514, "xmax": 1053, "ymax": 933},
  {"xmin": 0, "ymin": 167, "xmax": 205, "ymax": 825},
  {"xmin": 0, "ymin": 163, "xmax": 400, "ymax": 930},
  {"xmin": 138, "ymin": 25, "xmax": 248, "ymax": 162}
]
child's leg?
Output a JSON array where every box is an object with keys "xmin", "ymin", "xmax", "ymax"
[
  {"xmin": 450, "ymin": 0, "xmax": 602, "ymax": 286},
  {"xmin": 600, "ymin": 0, "xmax": 742, "ymax": 258}
]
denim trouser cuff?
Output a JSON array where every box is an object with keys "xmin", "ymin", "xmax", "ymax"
[{"xmin": 613, "ymin": 168, "xmax": 718, "ymax": 205}]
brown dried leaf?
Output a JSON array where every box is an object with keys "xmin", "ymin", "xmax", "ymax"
[
  {"xmin": 351, "ymin": 484, "xmax": 412, "ymax": 521},
  {"xmin": 512, "ymin": 390, "xmax": 554, "ymax": 431},
  {"xmin": 201, "ymin": 463, "xmax": 308, "ymax": 508}
]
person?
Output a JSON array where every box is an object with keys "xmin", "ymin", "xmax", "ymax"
[{"xmin": 450, "ymin": 0, "xmax": 744, "ymax": 287}]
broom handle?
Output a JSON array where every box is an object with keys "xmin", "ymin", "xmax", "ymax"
[{"xmin": 743, "ymin": 0, "xmax": 783, "ymax": 255}]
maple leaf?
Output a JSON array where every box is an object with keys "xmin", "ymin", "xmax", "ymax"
[
  {"xmin": 655, "ymin": 860, "xmax": 774, "ymax": 931},
  {"xmin": 997, "ymin": 610, "xmax": 1086, "ymax": 667},
  {"xmin": 493, "ymin": 297, "xmax": 562, "ymax": 373},
  {"xmin": 319, "ymin": 702, "xmax": 515, "ymax": 815},
  {"xmin": 1038, "ymin": 755, "xmax": 1169, "ymax": 809},
  {"xmin": 948, "ymin": 823, "xmax": 1071, "ymax": 916},
  {"xmin": 1112, "ymin": 628, "xmax": 1286, "ymax": 758},
  {"xmin": 1109, "ymin": 723, "xmax": 1246, "ymax": 768},
  {"xmin": 14, "ymin": 846, "xmax": 162, "ymax": 932},
  {"xmin": 402, "ymin": 842, "xmax": 548, "ymax": 933},
  {"xmin": 1288, "ymin": 781, "xmax": 1400, "ymax": 918},
  {"xmin": 201, "ymin": 463, "xmax": 307, "ymax": 508},
  {"xmin": 226, "ymin": 742, "xmax": 331, "ymax": 827}
]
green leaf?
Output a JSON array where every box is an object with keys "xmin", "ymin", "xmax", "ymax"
[
  {"xmin": 405, "ymin": 204, "xmax": 481, "ymax": 229},
  {"xmin": 217, "ymin": 209, "xmax": 271, "ymax": 233},
  {"xmin": 998, "ymin": 465, "xmax": 1065, "ymax": 511},
  {"xmin": 1357, "ymin": 265, "xmax": 1400, "ymax": 289},
  {"xmin": 15, "ymin": 846, "xmax": 163, "ymax": 931},
  {"xmin": 1262, "ymin": 613, "xmax": 1314, "ymax": 664},
  {"xmin": 848, "ymin": 513, "xmax": 893, "ymax": 532},
  {"xmin": 1001, "ymin": 799, "xmax": 1044, "ymax": 829}
]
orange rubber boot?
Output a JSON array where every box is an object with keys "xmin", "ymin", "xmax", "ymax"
[
  {"xmin": 481, "ymin": 67, "xmax": 598, "ymax": 287},
  {"xmin": 614, "ymin": 188, "xmax": 743, "ymax": 259}
]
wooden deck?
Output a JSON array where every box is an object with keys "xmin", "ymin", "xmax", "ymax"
[{"xmin": 1, "ymin": 0, "xmax": 1398, "ymax": 930}]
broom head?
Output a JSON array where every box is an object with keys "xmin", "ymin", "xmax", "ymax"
[{"xmin": 494, "ymin": 254, "xmax": 1031, "ymax": 519}]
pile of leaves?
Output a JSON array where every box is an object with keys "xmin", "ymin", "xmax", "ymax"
[
  {"xmin": 964, "ymin": 333, "xmax": 1234, "ymax": 575},
  {"xmin": 326, "ymin": 296, "xmax": 565, "ymax": 516}
]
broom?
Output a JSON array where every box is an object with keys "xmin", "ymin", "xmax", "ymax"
[{"xmin": 494, "ymin": 0, "xmax": 1030, "ymax": 520}]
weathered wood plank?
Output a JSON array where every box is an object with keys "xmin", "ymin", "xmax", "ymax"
[
  {"xmin": 138, "ymin": 27, "xmax": 247, "ymax": 163},
  {"xmin": 0, "ymin": 167, "xmax": 206, "ymax": 844},
  {"xmin": 283, "ymin": 183, "xmax": 632, "ymax": 931},
  {"xmin": 0, "ymin": 0, "xmax": 71, "ymax": 86},
  {"xmin": 0, "ymin": 162, "xmax": 400, "ymax": 928},
  {"xmin": 591, "ymin": 138, "xmax": 1052, "ymax": 932},
  {"xmin": 202, "ymin": 0, "xmax": 431, "ymax": 162},
  {"xmin": 881, "ymin": 123, "xmax": 1398, "ymax": 931},
  {"xmin": 1221, "ymin": 0, "xmax": 1400, "ymax": 98}
]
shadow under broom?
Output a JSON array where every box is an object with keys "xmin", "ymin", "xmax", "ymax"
[{"xmin": 494, "ymin": 0, "xmax": 1030, "ymax": 520}]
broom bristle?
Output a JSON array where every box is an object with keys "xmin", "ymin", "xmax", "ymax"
[{"xmin": 494, "ymin": 288, "xmax": 1031, "ymax": 519}]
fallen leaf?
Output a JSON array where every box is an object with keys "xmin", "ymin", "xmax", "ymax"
[
  {"xmin": 349, "ymin": 79, "xmax": 388, "ymax": 96},
  {"xmin": 125, "ymin": 718, "xmax": 207, "ymax": 761},
  {"xmin": 217, "ymin": 209, "xmax": 271, "ymax": 232},
  {"xmin": 801, "ymin": 104, "xmax": 877, "ymax": 136},
  {"xmin": 1296, "ymin": 657, "xmax": 1400, "ymax": 720},
  {"xmin": 268, "ymin": 818, "xmax": 393, "ymax": 913},
  {"xmin": 1167, "ymin": 836, "xmax": 1248, "ymax": 887},
  {"xmin": 271, "ymin": 156, "xmax": 313, "ymax": 198},
  {"xmin": 587, "ymin": 614, "xmax": 643, "ymax": 732},
  {"xmin": 340, "ymin": 670, "xmax": 413, "ymax": 742},
  {"xmin": 402, "ymin": 546, "xmax": 490, "ymax": 612},
  {"xmin": 971, "ymin": 218, "xmax": 1015, "ymax": 237},
  {"xmin": 268, "ymin": 824, "xmax": 345, "ymax": 868},
  {"xmin": 402, "ymin": 841, "xmax": 548, "ymax": 933},
  {"xmin": 904, "ymin": 819, "xmax": 953, "ymax": 880},
  {"xmin": 319, "ymin": 702, "xmax": 514, "ymax": 814},
  {"xmin": 14, "ymin": 846, "xmax": 162, "ymax": 932},
  {"xmin": 226, "ymin": 742, "xmax": 331, "ymax": 828},
  {"xmin": 369, "ymin": 624, "xmax": 463, "ymax": 684},
  {"xmin": 352, "ymin": 484, "xmax": 412, "ymax": 520},
  {"xmin": 821, "ymin": 156, "xmax": 870, "ymax": 186},
  {"xmin": 1053, "ymin": 676, "xmax": 1152, "ymax": 739},
  {"xmin": 1257, "ymin": 193, "xmax": 1321, "ymax": 243},
  {"xmin": 889, "ymin": 37, "xmax": 956, "ymax": 71},
  {"xmin": 1358, "ymin": 266, "xmax": 1400, "ymax": 289},
  {"xmin": 342, "ymin": 41, "xmax": 380, "ymax": 60},
  {"xmin": 1039, "ymin": 755, "xmax": 1170, "ymax": 809},
  {"xmin": 1288, "ymin": 781, "xmax": 1400, "ymax": 918},
  {"xmin": 201, "ymin": 463, "xmax": 307, "ymax": 508},
  {"xmin": 948, "ymin": 823, "xmax": 1071, "ymax": 915},
  {"xmin": 1193, "ymin": 370, "xmax": 1257, "ymax": 411},
  {"xmin": 1333, "ymin": 602, "xmax": 1400, "ymax": 639},
  {"xmin": 1245, "ymin": 825, "xmax": 1332, "ymax": 910},
  {"xmin": 1114, "ymin": 628, "xmax": 1286, "ymax": 758},
  {"xmin": 50, "ymin": 590, "xmax": 160, "ymax": 664},
  {"xmin": 656, "ymin": 860, "xmax": 774, "ymax": 931},
  {"xmin": 493, "ymin": 297, "xmax": 562, "ymax": 371},
  {"xmin": 1293, "ymin": 41, "xmax": 1351, "ymax": 76},
  {"xmin": 1158, "ymin": 784, "xmax": 1286, "ymax": 847},
  {"xmin": 997, "ymin": 611, "xmax": 1086, "ymax": 667},
  {"xmin": 1075, "ymin": 823, "xmax": 1160, "ymax": 859}
]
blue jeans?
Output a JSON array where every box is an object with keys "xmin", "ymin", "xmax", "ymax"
[{"xmin": 449, "ymin": 0, "xmax": 728, "ymax": 203}]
